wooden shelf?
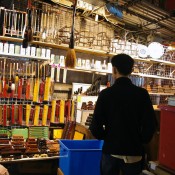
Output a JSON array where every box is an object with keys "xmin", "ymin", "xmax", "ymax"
[
  {"xmin": 62, "ymin": 66, "xmax": 110, "ymax": 75},
  {"xmin": 149, "ymin": 58, "xmax": 175, "ymax": 66},
  {"xmin": 59, "ymin": 66, "xmax": 175, "ymax": 80},
  {"xmin": 0, "ymin": 36, "xmax": 110, "ymax": 57},
  {"xmin": 149, "ymin": 92, "xmax": 174, "ymax": 96},
  {"xmin": 1, "ymin": 36, "xmax": 175, "ymax": 79},
  {"xmin": 132, "ymin": 72, "xmax": 175, "ymax": 80},
  {"xmin": 0, "ymin": 52, "xmax": 50, "ymax": 61}
]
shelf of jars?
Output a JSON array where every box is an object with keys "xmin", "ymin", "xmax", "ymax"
[
  {"xmin": 0, "ymin": 36, "xmax": 110, "ymax": 57},
  {"xmin": 1, "ymin": 36, "xmax": 175, "ymax": 81},
  {"xmin": 1, "ymin": 36, "xmax": 175, "ymax": 65},
  {"xmin": 0, "ymin": 52, "xmax": 50, "ymax": 61},
  {"xmin": 1, "ymin": 36, "xmax": 175, "ymax": 66},
  {"xmin": 0, "ymin": 40, "xmax": 51, "ymax": 61}
]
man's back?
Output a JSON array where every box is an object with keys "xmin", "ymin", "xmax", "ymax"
[{"xmin": 90, "ymin": 77, "xmax": 156, "ymax": 156}]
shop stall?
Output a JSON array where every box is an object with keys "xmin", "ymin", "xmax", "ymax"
[{"xmin": 0, "ymin": 0, "xmax": 175, "ymax": 174}]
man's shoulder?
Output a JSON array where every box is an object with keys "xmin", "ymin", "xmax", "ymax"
[
  {"xmin": 99, "ymin": 87, "xmax": 112, "ymax": 97},
  {"xmin": 132, "ymin": 84, "xmax": 149, "ymax": 94}
]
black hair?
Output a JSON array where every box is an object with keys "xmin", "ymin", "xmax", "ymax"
[{"xmin": 111, "ymin": 54, "xmax": 134, "ymax": 76}]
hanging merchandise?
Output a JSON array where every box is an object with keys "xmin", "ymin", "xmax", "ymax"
[
  {"xmin": 3, "ymin": 105, "xmax": 7, "ymax": 126},
  {"xmin": 7, "ymin": 62, "xmax": 12, "ymax": 95},
  {"xmin": 18, "ymin": 104, "xmax": 23, "ymax": 125},
  {"xmin": 26, "ymin": 104, "xmax": 31, "ymax": 126},
  {"xmin": 59, "ymin": 100, "xmax": 65, "ymax": 123},
  {"xmin": 0, "ymin": 105, "xmax": 2, "ymax": 125},
  {"xmin": 14, "ymin": 62, "xmax": 19, "ymax": 98},
  {"xmin": 50, "ymin": 100, "xmax": 56, "ymax": 123},
  {"xmin": 42, "ymin": 104, "xmax": 48, "ymax": 126},
  {"xmin": 2, "ymin": 59, "xmax": 7, "ymax": 98},
  {"xmin": 29, "ymin": 62, "xmax": 34, "ymax": 100},
  {"xmin": 71, "ymin": 100, "xmax": 75, "ymax": 121},
  {"xmin": 17, "ymin": 63, "xmax": 23, "ymax": 99},
  {"xmin": 23, "ymin": 0, "xmax": 33, "ymax": 48},
  {"xmin": 26, "ymin": 63, "xmax": 31, "ymax": 100},
  {"xmin": 34, "ymin": 105, "xmax": 40, "ymax": 126},
  {"xmin": 11, "ymin": 62, "xmax": 15, "ymax": 97},
  {"xmin": 44, "ymin": 64, "xmax": 51, "ymax": 102},
  {"xmin": 33, "ymin": 62, "xmax": 40, "ymax": 103},
  {"xmin": 65, "ymin": 0, "xmax": 77, "ymax": 68},
  {"xmin": 39, "ymin": 64, "xmax": 45, "ymax": 103},
  {"xmin": 0, "ymin": 61, "xmax": 2, "ymax": 97},
  {"xmin": 11, "ymin": 104, "xmax": 15, "ymax": 125}
]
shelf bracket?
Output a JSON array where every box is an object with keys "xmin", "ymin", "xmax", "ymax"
[
  {"xmin": 170, "ymin": 69, "xmax": 175, "ymax": 77},
  {"xmin": 145, "ymin": 64, "xmax": 153, "ymax": 73}
]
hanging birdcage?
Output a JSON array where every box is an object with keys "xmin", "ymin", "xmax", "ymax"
[
  {"xmin": 78, "ymin": 30, "xmax": 95, "ymax": 47},
  {"xmin": 58, "ymin": 25, "xmax": 80, "ymax": 44}
]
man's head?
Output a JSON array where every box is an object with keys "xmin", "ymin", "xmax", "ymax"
[{"xmin": 111, "ymin": 53, "xmax": 134, "ymax": 78}]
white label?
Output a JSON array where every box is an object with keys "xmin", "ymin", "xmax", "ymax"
[
  {"xmin": 20, "ymin": 46, "xmax": 26, "ymax": 55},
  {"xmin": 41, "ymin": 48, "xmax": 46, "ymax": 58},
  {"xmin": 0, "ymin": 42, "xmax": 3, "ymax": 53},
  {"xmin": 51, "ymin": 65, "xmax": 55, "ymax": 81},
  {"xmin": 95, "ymin": 60, "xmax": 101, "ymax": 70},
  {"xmin": 9, "ymin": 44, "xmax": 15, "ymax": 54},
  {"xmin": 63, "ymin": 68, "xmax": 67, "ymax": 83},
  {"xmin": 31, "ymin": 47, "xmax": 36, "ymax": 56},
  {"xmin": 36, "ymin": 48, "xmax": 41, "ymax": 57},
  {"xmin": 26, "ymin": 47, "xmax": 31, "ymax": 56},
  {"xmin": 4, "ymin": 43, "xmax": 9, "ymax": 53},
  {"xmin": 60, "ymin": 55, "xmax": 65, "ymax": 67},
  {"xmin": 15, "ymin": 45, "xmax": 20, "ymax": 54},
  {"xmin": 85, "ymin": 59, "xmax": 90, "ymax": 69},
  {"xmin": 50, "ymin": 54, "xmax": 55, "ymax": 64},
  {"xmin": 46, "ymin": 49, "xmax": 51, "ymax": 58}
]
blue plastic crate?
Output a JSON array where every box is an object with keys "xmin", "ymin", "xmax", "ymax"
[{"xmin": 59, "ymin": 140, "xmax": 103, "ymax": 175}]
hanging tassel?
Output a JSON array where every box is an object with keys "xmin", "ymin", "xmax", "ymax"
[{"xmin": 65, "ymin": 0, "xmax": 77, "ymax": 68}]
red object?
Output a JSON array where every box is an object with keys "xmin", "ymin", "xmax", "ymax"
[
  {"xmin": 18, "ymin": 104, "xmax": 23, "ymax": 125},
  {"xmin": 159, "ymin": 105, "xmax": 175, "ymax": 171},
  {"xmin": 165, "ymin": 0, "xmax": 175, "ymax": 11},
  {"xmin": 11, "ymin": 104, "xmax": 15, "ymax": 125},
  {"xmin": 55, "ymin": 101, "xmax": 60, "ymax": 122},
  {"xmin": 47, "ymin": 106, "xmax": 52, "ymax": 120},
  {"xmin": 18, "ymin": 79, "xmax": 22, "ymax": 99},
  {"xmin": 3, "ymin": 105, "xmax": 7, "ymax": 126},
  {"xmin": 26, "ymin": 79, "xmax": 30, "ymax": 100},
  {"xmin": 39, "ymin": 107, "xmax": 43, "ymax": 119},
  {"xmin": 3, "ymin": 80, "xmax": 7, "ymax": 98}
]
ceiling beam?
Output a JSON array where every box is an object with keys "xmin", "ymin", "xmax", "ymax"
[
  {"xmin": 122, "ymin": 0, "xmax": 142, "ymax": 9},
  {"xmin": 125, "ymin": 8, "xmax": 175, "ymax": 35}
]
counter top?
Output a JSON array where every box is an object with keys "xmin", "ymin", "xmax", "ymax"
[{"xmin": 0, "ymin": 155, "xmax": 59, "ymax": 164}]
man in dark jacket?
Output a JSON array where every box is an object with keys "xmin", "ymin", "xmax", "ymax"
[{"xmin": 89, "ymin": 54, "xmax": 156, "ymax": 175}]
